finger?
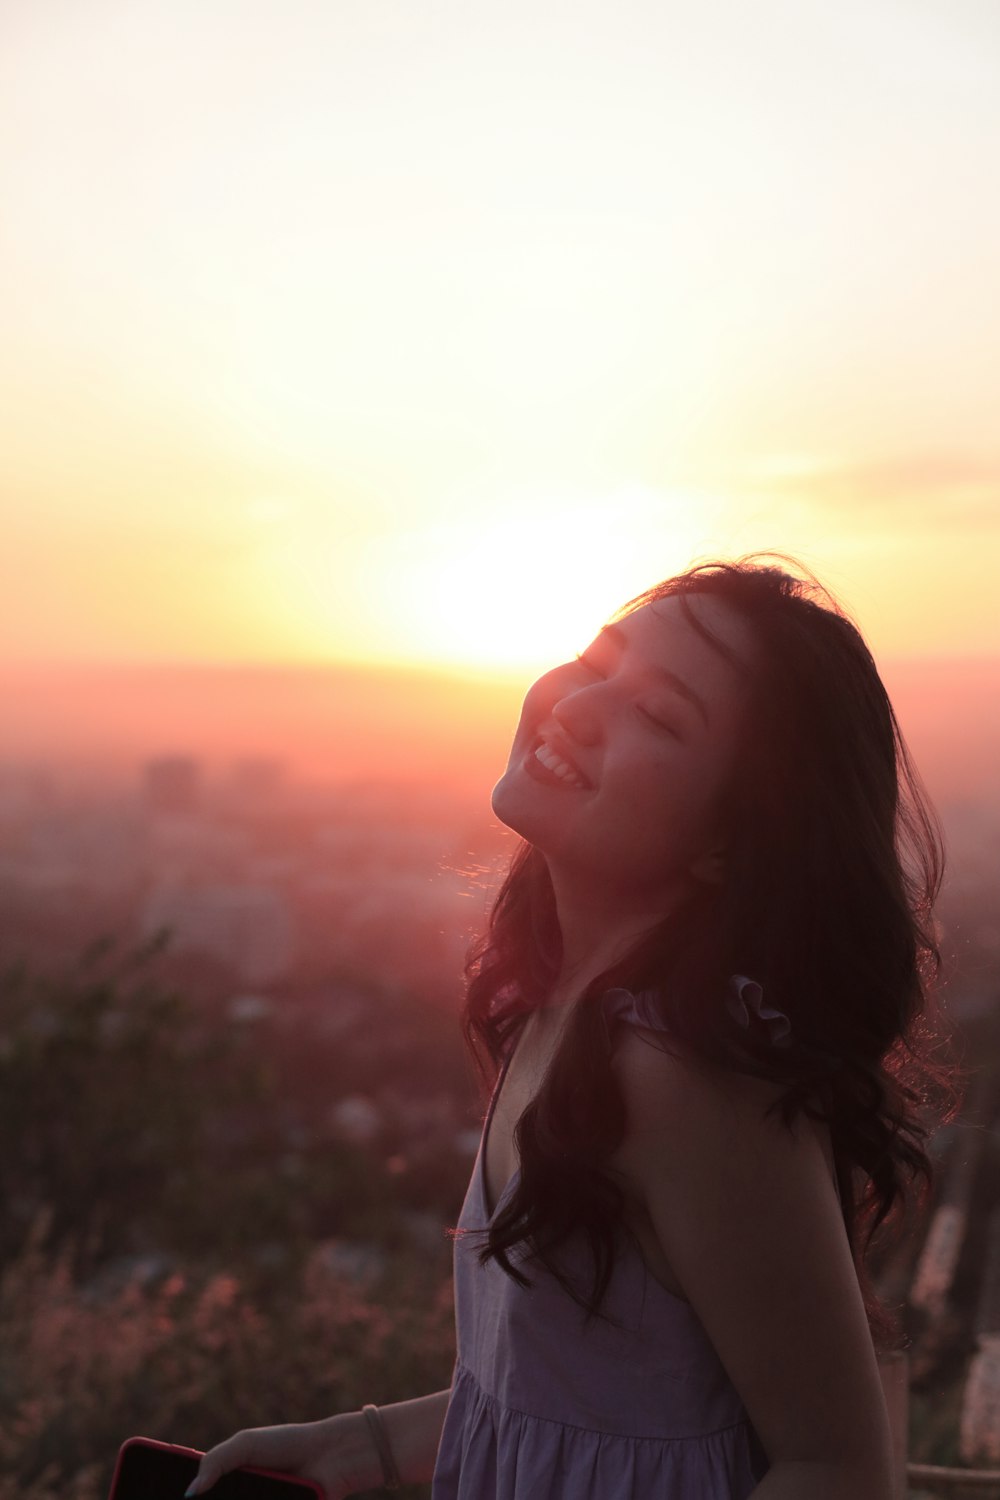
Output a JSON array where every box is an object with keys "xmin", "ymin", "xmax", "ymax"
[{"xmin": 187, "ymin": 1431, "xmax": 255, "ymax": 1495}]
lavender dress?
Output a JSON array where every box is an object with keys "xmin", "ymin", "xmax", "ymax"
[{"xmin": 431, "ymin": 980, "xmax": 791, "ymax": 1499}]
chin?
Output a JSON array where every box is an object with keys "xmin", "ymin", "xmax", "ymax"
[
  {"xmin": 491, "ymin": 770, "xmax": 539, "ymax": 841},
  {"xmin": 490, "ymin": 775, "xmax": 521, "ymax": 832}
]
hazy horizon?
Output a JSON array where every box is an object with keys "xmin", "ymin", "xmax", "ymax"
[{"xmin": 4, "ymin": 651, "xmax": 998, "ymax": 811}]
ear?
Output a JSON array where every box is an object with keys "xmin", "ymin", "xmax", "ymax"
[{"xmin": 689, "ymin": 845, "xmax": 726, "ymax": 886}]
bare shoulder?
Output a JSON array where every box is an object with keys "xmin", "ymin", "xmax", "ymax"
[
  {"xmin": 608, "ymin": 1023, "xmax": 824, "ymax": 1230},
  {"xmin": 609, "ymin": 1025, "xmax": 894, "ymax": 1484},
  {"xmin": 610, "ymin": 1022, "xmax": 821, "ymax": 1166}
]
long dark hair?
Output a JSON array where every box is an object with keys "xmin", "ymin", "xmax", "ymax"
[{"xmin": 457, "ymin": 551, "xmax": 967, "ymax": 1352}]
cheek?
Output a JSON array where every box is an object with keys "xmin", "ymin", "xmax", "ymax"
[
  {"xmin": 621, "ymin": 768, "xmax": 678, "ymax": 826},
  {"xmin": 611, "ymin": 754, "xmax": 713, "ymax": 837}
]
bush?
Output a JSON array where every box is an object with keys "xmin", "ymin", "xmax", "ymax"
[
  {"xmin": 0, "ymin": 1222, "xmax": 455, "ymax": 1500},
  {"xmin": 0, "ymin": 937, "xmax": 467, "ymax": 1496},
  {"xmin": 0, "ymin": 934, "xmax": 428, "ymax": 1276}
]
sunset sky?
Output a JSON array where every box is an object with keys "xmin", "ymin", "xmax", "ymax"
[{"xmin": 2, "ymin": 0, "xmax": 998, "ymax": 678}]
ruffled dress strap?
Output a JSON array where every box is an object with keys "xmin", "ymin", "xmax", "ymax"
[
  {"xmin": 601, "ymin": 973, "xmax": 793, "ymax": 1049},
  {"xmin": 600, "ymin": 984, "xmax": 669, "ymax": 1034}
]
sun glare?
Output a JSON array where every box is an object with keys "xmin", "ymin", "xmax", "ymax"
[
  {"xmin": 351, "ymin": 488, "xmax": 711, "ymax": 676},
  {"xmin": 251, "ymin": 483, "xmax": 721, "ymax": 675}
]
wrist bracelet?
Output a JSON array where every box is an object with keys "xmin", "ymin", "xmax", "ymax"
[{"xmin": 362, "ymin": 1403, "xmax": 402, "ymax": 1491}]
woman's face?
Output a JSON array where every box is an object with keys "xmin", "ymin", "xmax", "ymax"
[{"xmin": 491, "ymin": 592, "xmax": 757, "ymax": 903}]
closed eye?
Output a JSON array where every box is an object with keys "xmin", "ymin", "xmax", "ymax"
[
  {"xmin": 576, "ymin": 653, "xmax": 678, "ymax": 736},
  {"xmin": 638, "ymin": 706, "xmax": 679, "ymax": 736}
]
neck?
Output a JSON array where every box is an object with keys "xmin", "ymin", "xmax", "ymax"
[{"xmin": 542, "ymin": 863, "xmax": 692, "ymax": 1005}]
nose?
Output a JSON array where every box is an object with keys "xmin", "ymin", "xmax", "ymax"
[{"xmin": 551, "ymin": 680, "xmax": 601, "ymax": 747}]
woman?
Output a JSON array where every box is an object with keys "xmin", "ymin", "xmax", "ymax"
[{"xmin": 189, "ymin": 554, "xmax": 962, "ymax": 1499}]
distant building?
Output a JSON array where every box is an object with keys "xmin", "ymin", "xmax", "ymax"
[
  {"xmin": 0, "ymin": 764, "xmax": 55, "ymax": 823},
  {"xmin": 140, "ymin": 882, "xmax": 295, "ymax": 984},
  {"xmin": 329, "ymin": 1094, "xmax": 382, "ymax": 1144},
  {"xmin": 142, "ymin": 756, "xmax": 201, "ymax": 817},
  {"xmin": 227, "ymin": 757, "xmax": 286, "ymax": 809}
]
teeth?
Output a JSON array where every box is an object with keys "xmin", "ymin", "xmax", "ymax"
[{"xmin": 535, "ymin": 741, "xmax": 587, "ymax": 788}]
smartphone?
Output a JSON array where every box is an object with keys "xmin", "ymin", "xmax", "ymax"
[{"xmin": 108, "ymin": 1437, "xmax": 325, "ymax": 1500}]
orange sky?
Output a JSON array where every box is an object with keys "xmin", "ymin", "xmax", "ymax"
[{"xmin": 2, "ymin": 0, "xmax": 998, "ymax": 676}]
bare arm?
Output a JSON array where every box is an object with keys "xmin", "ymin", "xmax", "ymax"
[
  {"xmin": 612, "ymin": 1029, "xmax": 896, "ymax": 1500},
  {"xmin": 189, "ymin": 1386, "xmax": 454, "ymax": 1497},
  {"xmin": 368, "ymin": 1387, "xmax": 453, "ymax": 1487}
]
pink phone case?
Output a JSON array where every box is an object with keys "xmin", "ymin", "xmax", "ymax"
[{"xmin": 109, "ymin": 1436, "xmax": 325, "ymax": 1500}]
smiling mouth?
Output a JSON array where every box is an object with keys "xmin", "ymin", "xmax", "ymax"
[{"xmin": 524, "ymin": 735, "xmax": 592, "ymax": 790}]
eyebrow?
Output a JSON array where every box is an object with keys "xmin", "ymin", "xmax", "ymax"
[{"xmin": 597, "ymin": 623, "xmax": 711, "ymax": 729}]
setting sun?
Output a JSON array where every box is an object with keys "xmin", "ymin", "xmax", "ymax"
[
  {"xmin": 215, "ymin": 483, "xmax": 722, "ymax": 677},
  {"xmin": 345, "ymin": 487, "xmax": 716, "ymax": 675}
]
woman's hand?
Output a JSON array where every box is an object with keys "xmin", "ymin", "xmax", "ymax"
[{"xmin": 186, "ymin": 1412, "xmax": 382, "ymax": 1500}]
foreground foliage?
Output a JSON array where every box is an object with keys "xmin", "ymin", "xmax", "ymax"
[
  {"xmin": 0, "ymin": 936, "xmax": 468, "ymax": 1496},
  {"xmin": 0, "ymin": 1226, "xmax": 455, "ymax": 1500}
]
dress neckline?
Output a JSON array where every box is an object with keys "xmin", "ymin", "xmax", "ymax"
[
  {"xmin": 478, "ymin": 1040, "xmax": 520, "ymax": 1222},
  {"xmin": 473, "ymin": 1029, "xmax": 699, "ymax": 1312}
]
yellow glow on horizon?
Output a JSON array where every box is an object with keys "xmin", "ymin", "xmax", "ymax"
[{"xmin": 250, "ymin": 484, "xmax": 720, "ymax": 676}]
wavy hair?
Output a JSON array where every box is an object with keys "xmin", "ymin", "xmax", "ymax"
[{"xmin": 456, "ymin": 551, "xmax": 967, "ymax": 1352}]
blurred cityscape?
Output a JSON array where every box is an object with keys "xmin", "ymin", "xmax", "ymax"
[
  {"xmin": 1, "ymin": 656, "xmax": 999, "ymax": 1497},
  {"xmin": 0, "ymin": 750, "xmax": 505, "ymax": 1003}
]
